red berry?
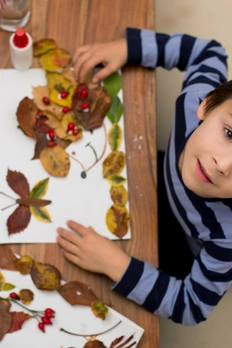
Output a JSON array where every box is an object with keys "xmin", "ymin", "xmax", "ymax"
[
  {"xmin": 81, "ymin": 102, "xmax": 89, "ymax": 110},
  {"xmin": 62, "ymin": 106, "xmax": 71, "ymax": 113},
  {"xmin": 72, "ymin": 128, "xmax": 80, "ymax": 135},
  {"xmin": 45, "ymin": 308, "xmax": 55, "ymax": 315},
  {"xmin": 48, "ymin": 129, "xmax": 55, "ymax": 140},
  {"xmin": 42, "ymin": 316, "xmax": 52, "ymax": 325},
  {"xmin": 42, "ymin": 97, "xmax": 50, "ymax": 105},
  {"xmin": 38, "ymin": 322, "xmax": 45, "ymax": 332},
  {"xmin": 37, "ymin": 110, "xmax": 43, "ymax": 116},
  {"xmin": 9, "ymin": 292, "xmax": 20, "ymax": 300},
  {"xmin": 47, "ymin": 140, "xmax": 56, "ymax": 147},
  {"xmin": 67, "ymin": 122, "xmax": 75, "ymax": 131},
  {"xmin": 80, "ymin": 89, "xmax": 88, "ymax": 99},
  {"xmin": 60, "ymin": 91, "xmax": 69, "ymax": 99}
]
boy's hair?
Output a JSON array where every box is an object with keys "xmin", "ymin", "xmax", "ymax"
[{"xmin": 204, "ymin": 80, "xmax": 232, "ymax": 115}]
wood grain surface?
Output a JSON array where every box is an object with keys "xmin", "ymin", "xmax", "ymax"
[{"xmin": 0, "ymin": 1, "xmax": 158, "ymax": 346}]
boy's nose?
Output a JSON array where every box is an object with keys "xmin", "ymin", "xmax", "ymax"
[{"xmin": 213, "ymin": 155, "xmax": 232, "ymax": 176}]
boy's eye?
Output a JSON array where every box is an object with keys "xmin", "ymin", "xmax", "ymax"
[{"xmin": 225, "ymin": 128, "xmax": 232, "ymax": 140}]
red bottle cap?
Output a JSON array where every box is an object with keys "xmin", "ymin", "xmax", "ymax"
[{"xmin": 13, "ymin": 28, "xmax": 28, "ymax": 48}]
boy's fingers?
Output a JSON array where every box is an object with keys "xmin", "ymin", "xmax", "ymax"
[
  {"xmin": 73, "ymin": 45, "xmax": 91, "ymax": 64},
  {"xmin": 66, "ymin": 220, "xmax": 90, "ymax": 236},
  {"xmin": 92, "ymin": 65, "xmax": 115, "ymax": 83},
  {"xmin": 61, "ymin": 249, "xmax": 81, "ymax": 266},
  {"xmin": 56, "ymin": 234, "xmax": 80, "ymax": 254}
]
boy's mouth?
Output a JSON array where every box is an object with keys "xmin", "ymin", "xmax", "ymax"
[{"xmin": 196, "ymin": 160, "xmax": 213, "ymax": 184}]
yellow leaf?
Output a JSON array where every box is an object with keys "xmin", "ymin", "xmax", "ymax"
[
  {"xmin": 19, "ymin": 289, "xmax": 34, "ymax": 305},
  {"xmin": 106, "ymin": 175, "xmax": 126, "ymax": 187},
  {"xmin": 102, "ymin": 151, "xmax": 125, "ymax": 177},
  {"xmin": 40, "ymin": 146, "xmax": 70, "ymax": 177},
  {"xmin": 30, "ymin": 206, "xmax": 52, "ymax": 223},
  {"xmin": 106, "ymin": 204, "xmax": 130, "ymax": 238},
  {"xmin": 55, "ymin": 113, "xmax": 83, "ymax": 142},
  {"xmin": 33, "ymin": 38, "xmax": 57, "ymax": 57},
  {"xmin": 110, "ymin": 185, "xmax": 128, "ymax": 205},
  {"xmin": 0, "ymin": 272, "xmax": 6, "ymax": 291},
  {"xmin": 46, "ymin": 72, "xmax": 77, "ymax": 107},
  {"xmin": 39, "ymin": 48, "xmax": 71, "ymax": 72},
  {"xmin": 15, "ymin": 255, "xmax": 34, "ymax": 275},
  {"xmin": 31, "ymin": 261, "xmax": 61, "ymax": 290}
]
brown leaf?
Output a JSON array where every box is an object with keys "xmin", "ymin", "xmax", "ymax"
[
  {"xmin": 32, "ymin": 86, "xmax": 63, "ymax": 115},
  {"xmin": 58, "ymin": 281, "xmax": 100, "ymax": 306},
  {"xmin": 106, "ymin": 204, "xmax": 130, "ymax": 238},
  {"xmin": 16, "ymin": 197, "xmax": 51, "ymax": 207},
  {"xmin": 7, "ymin": 205, "xmax": 31, "ymax": 235},
  {"xmin": 16, "ymin": 97, "xmax": 38, "ymax": 139},
  {"xmin": 30, "ymin": 261, "xmax": 61, "ymax": 290},
  {"xmin": 33, "ymin": 115, "xmax": 52, "ymax": 133},
  {"xmin": 15, "ymin": 255, "xmax": 34, "ymax": 275},
  {"xmin": 8, "ymin": 311, "xmax": 33, "ymax": 334},
  {"xmin": 7, "ymin": 169, "xmax": 30, "ymax": 198},
  {"xmin": 72, "ymin": 86, "xmax": 111, "ymax": 131},
  {"xmin": 0, "ymin": 246, "xmax": 18, "ymax": 271},
  {"xmin": 0, "ymin": 298, "xmax": 11, "ymax": 312},
  {"xmin": 18, "ymin": 289, "xmax": 34, "ymax": 305},
  {"xmin": 40, "ymin": 146, "xmax": 70, "ymax": 177},
  {"xmin": 84, "ymin": 340, "xmax": 107, "ymax": 348},
  {"xmin": 110, "ymin": 335, "xmax": 136, "ymax": 348},
  {"xmin": 0, "ymin": 311, "xmax": 12, "ymax": 341}
]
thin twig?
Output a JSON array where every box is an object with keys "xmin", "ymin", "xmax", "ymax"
[{"xmin": 60, "ymin": 319, "xmax": 122, "ymax": 337}]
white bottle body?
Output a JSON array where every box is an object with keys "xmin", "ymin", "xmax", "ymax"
[{"xmin": 9, "ymin": 32, "xmax": 33, "ymax": 71}]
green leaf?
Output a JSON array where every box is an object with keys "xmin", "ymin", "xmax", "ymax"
[
  {"xmin": 107, "ymin": 96, "xmax": 123, "ymax": 124},
  {"xmin": 103, "ymin": 71, "xmax": 122, "ymax": 98},
  {"xmin": 3, "ymin": 283, "xmax": 16, "ymax": 291},
  {"xmin": 108, "ymin": 124, "xmax": 122, "ymax": 151},
  {"xmin": 30, "ymin": 178, "xmax": 49, "ymax": 198},
  {"xmin": 106, "ymin": 175, "xmax": 126, "ymax": 187},
  {"xmin": 30, "ymin": 206, "xmax": 52, "ymax": 223}
]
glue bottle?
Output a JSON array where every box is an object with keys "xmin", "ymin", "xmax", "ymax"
[{"xmin": 9, "ymin": 28, "xmax": 33, "ymax": 70}]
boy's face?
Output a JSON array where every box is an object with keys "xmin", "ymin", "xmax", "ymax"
[{"xmin": 179, "ymin": 99, "xmax": 232, "ymax": 198}]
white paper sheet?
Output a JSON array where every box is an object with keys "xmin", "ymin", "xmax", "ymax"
[
  {"xmin": 0, "ymin": 69, "xmax": 130, "ymax": 243},
  {"xmin": 0, "ymin": 268, "xmax": 144, "ymax": 347}
]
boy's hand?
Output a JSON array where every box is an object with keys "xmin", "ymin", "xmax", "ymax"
[
  {"xmin": 73, "ymin": 38, "xmax": 127, "ymax": 83},
  {"xmin": 56, "ymin": 220, "xmax": 130, "ymax": 282}
]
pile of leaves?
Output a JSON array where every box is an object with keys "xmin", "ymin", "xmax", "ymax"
[
  {"xmin": 0, "ymin": 245, "xmax": 109, "ymax": 343},
  {"xmin": 16, "ymin": 38, "xmax": 111, "ymax": 177}
]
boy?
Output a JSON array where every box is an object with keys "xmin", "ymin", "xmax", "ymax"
[{"xmin": 57, "ymin": 28, "xmax": 232, "ymax": 325}]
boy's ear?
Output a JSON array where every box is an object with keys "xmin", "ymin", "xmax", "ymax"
[{"xmin": 196, "ymin": 98, "xmax": 207, "ymax": 120}]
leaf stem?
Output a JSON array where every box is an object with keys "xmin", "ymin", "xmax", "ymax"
[
  {"xmin": 1, "ymin": 202, "xmax": 18, "ymax": 211},
  {"xmin": 60, "ymin": 319, "xmax": 122, "ymax": 337},
  {"xmin": 0, "ymin": 192, "xmax": 16, "ymax": 200},
  {"xmin": 0, "ymin": 296, "xmax": 40, "ymax": 316}
]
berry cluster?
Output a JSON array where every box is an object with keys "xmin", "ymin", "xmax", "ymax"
[{"xmin": 7, "ymin": 292, "xmax": 55, "ymax": 333}]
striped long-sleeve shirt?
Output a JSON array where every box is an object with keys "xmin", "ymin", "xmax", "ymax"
[{"xmin": 112, "ymin": 28, "xmax": 232, "ymax": 325}]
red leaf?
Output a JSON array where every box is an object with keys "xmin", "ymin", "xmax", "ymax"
[
  {"xmin": 0, "ymin": 246, "xmax": 18, "ymax": 271},
  {"xmin": 7, "ymin": 205, "xmax": 31, "ymax": 235},
  {"xmin": 8, "ymin": 311, "xmax": 33, "ymax": 333},
  {"xmin": 6, "ymin": 170, "xmax": 30, "ymax": 198},
  {"xmin": 33, "ymin": 115, "xmax": 52, "ymax": 133}
]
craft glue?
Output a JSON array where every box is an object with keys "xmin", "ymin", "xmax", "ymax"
[{"xmin": 9, "ymin": 28, "xmax": 33, "ymax": 70}]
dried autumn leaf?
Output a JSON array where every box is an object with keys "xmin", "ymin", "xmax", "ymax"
[
  {"xmin": 58, "ymin": 281, "xmax": 100, "ymax": 307},
  {"xmin": 30, "ymin": 206, "xmax": 52, "ymax": 223},
  {"xmin": 30, "ymin": 261, "xmax": 61, "ymax": 290},
  {"xmin": 0, "ymin": 272, "xmax": 6, "ymax": 291},
  {"xmin": 30, "ymin": 178, "xmax": 49, "ymax": 198},
  {"xmin": 7, "ymin": 170, "xmax": 30, "ymax": 199},
  {"xmin": 18, "ymin": 289, "xmax": 34, "ymax": 305},
  {"xmin": 110, "ymin": 186, "xmax": 128, "ymax": 205},
  {"xmin": 102, "ymin": 151, "xmax": 125, "ymax": 178},
  {"xmin": 7, "ymin": 205, "xmax": 31, "ymax": 235},
  {"xmin": 91, "ymin": 301, "xmax": 108, "ymax": 320},
  {"xmin": 0, "ymin": 246, "xmax": 18, "ymax": 271},
  {"xmin": 33, "ymin": 115, "xmax": 52, "ymax": 133},
  {"xmin": 108, "ymin": 124, "xmax": 122, "ymax": 151},
  {"xmin": 15, "ymin": 255, "xmax": 34, "ymax": 275},
  {"xmin": 8, "ymin": 311, "xmax": 33, "ymax": 333},
  {"xmin": 55, "ymin": 112, "xmax": 83, "ymax": 142},
  {"xmin": 106, "ymin": 204, "xmax": 130, "ymax": 238},
  {"xmin": 40, "ymin": 146, "xmax": 70, "ymax": 177},
  {"xmin": 16, "ymin": 97, "xmax": 38, "ymax": 139},
  {"xmin": 46, "ymin": 71, "xmax": 77, "ymax": 107},
  {"xmin": 39, "ymin": 48, "xmax": 71, "ymax": 72},
  {"xmin": 33, "ymin": 131, "xmax": 70, "ymax": 160},
  {"xmin": 109, "ymin": 334, "xmax": 136, "ymax": 348},
  {"xmin": 106, "ymin": 175, "xmax": 126, "ymax": 187},
  {"xmin": 62, "ymin": 67, "xmax": 76, "ymax": 83},
  {"xmin": 0, "ymin": 310, "xmax": 12, "ymax": 341},
  {"xmin": 84, "ymin": 340, "xmax": 107, "ymax": 348},
  {"xmin": 33, "ymin": 38, "xmax": 56, "ymax": 57},
  {"xmin": 32, "ymin": 86, "xmax": 63, "ymax": 115},
  {"xmin": 3, "ymin": 283, "xmax": 15, "ymax": 291}
]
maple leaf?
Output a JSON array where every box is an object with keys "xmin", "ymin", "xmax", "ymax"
[
  {"xmin": 1, "ymin": 170, "xmax": 52, "ymax": 235},
  {"xmin": 30, "ymin": 261, "xmax": 61, "ymax": 290},
  {"xmin": 0, "ymin": 245, "xmax": 18, "ymax": 271},
  {"xmin": 8, "ymin": 311, "xmax": 33, "ymax": 334},
  {"xmin": 58, "ymin": 281, "xmax": 100, "ymax": 307}
]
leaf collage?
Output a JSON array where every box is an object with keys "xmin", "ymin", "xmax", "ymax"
[{"xmin": 0, "ymin": 246, "xmax": 138, "ymax": 347}]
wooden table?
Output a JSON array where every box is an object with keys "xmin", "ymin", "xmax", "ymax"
[{"xmin": 0, "ymin": 1, "xmax": 158, "ymax": 346}]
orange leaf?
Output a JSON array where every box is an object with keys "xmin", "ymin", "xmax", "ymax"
[{"xmin": 8, "ymin": 311, "xmax": 33, "ymax": 333}]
